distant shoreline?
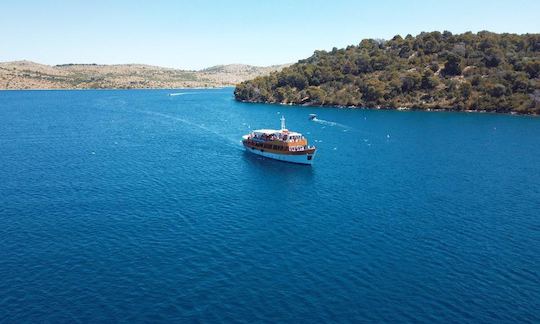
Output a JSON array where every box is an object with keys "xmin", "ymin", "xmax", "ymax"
[
  {"xmin": 0, "ymin": 86, "xmax": 231, "ymax": 91},
  {"xmin": 0, "ymin": 60, "xmax": 289, "ymax": 91}
]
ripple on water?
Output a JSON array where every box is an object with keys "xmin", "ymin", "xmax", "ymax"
[{"xmin": 0, "ymin": 89, "xmax": 539, "ymax": 322}]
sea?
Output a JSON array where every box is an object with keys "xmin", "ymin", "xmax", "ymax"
[{"xmin": 1, "ymin": 88, "xmax": 539, "ymax": 322}]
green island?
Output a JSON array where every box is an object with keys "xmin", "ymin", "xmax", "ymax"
[{"xmin": 235, "ymin": 31, "xmax": 540, "ymax": 114}]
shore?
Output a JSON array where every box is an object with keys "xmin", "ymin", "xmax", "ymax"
[
  {"xmin": 236, "ymin": 99, "xmax": 540, "ymax": 116},
  {"xmin": 0, "ymin": 86, "xmax": 228, "ymax": 91}
]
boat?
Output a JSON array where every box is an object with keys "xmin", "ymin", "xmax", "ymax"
[
  {"xmin": 242, "ymin": 116, "xmax": 316, "ymax": 165},
  {"xmin": 308, "ymin": 114, "xmax": 317, "ymax": 120}
]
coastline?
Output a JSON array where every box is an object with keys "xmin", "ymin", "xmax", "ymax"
[
  {"xmin": 235, "ymin": 98, "xmax": 540, "ymax": 117},
  {"xmin": 0, "ymin": 61, "xmax": 290, "ymax": 91},
  {"xmin": 0, "ymin": 86, "xmax": 229, "ymax": 91},
  {"xmin": 234, "ymin": 32, "xmax": 539, "ymax": 117}
]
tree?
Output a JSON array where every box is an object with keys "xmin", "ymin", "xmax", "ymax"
[
  {"xmin": 362, "ymin": 80, "xmax": 385, "ymax": 102},
  {"xmin": 461, "ymin": 82, "xmax": 472, "ymax": 99},
  {"xmin": 423, "ymin": 36, "xmax": 440, "ymax": 54},
  {"xmin": 306, "ymin": 86, "xmax": 326, "ymax": 104},
  {"xmin": 483, "ymin": 48, "xmax": 504, "ymax": 68},
  {"xmin": 442, "ymin": 52, "xmax": 462, "ymax": 76},
  {"xmin": 278, "ymin": 72, "xmax": 308, "ymax": 90},
  {"xmin": 401, "ymin": 72, "xmax": 421, "ymax": 92},
  {"xmin": 524, "ymin": 60, "xmax": 540, "ymax": 78},
  {"xmin": 355, "ymin": 55, "xmax": 373, "ymax": 73},
  {"xmin": 421, "ymin": 71, "xmax": 438, "ymax": 90},
  {"xmin": 489, "ymin": 84, "xmax": 507, "ymax": 97}
]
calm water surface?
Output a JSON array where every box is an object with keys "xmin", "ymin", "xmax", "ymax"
[{"xmin": 1, "ymin": 88, "xmax": 539, "ymax": 322}]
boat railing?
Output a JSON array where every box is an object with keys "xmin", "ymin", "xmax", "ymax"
[
  {"xmin": 288, "ymin": 145, "xmax": 314, "ymax": 152},
  {"xmin": 245, "ymin": 137, "xmax": 315, "ymax": 152}
]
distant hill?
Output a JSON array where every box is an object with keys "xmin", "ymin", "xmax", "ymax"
[
  {"xmin": 0, "ymin": 61, "xmax": 289, "ymax": 89},
  {"xmin": 235, "ymin": 31, "xmax": 540, "ymax": 114},
  {"xmin": 201, "ymin": 64, "xmax": 290, "ymax": 74}
]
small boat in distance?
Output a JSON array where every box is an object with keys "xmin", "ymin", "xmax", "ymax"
[
  {"xmin": 242, "ymin": 116, "xmax": 316, "ymax": 165},
  {"xmin": 308, "ymin": 114, "xmax": 317, "ymax": 120}
]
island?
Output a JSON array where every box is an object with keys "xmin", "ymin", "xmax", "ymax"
[
  {"xmin": 0, "ymin": 61, "xmax": 289, "ymax": 90},
  {"xmin": 235, "ymin": 31, "xmax": 540, "ymax": 114}
]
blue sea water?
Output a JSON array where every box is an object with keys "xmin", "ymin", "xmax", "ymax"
[{"xmin": 0, "ymin": 88, "xmax": 539, "ymax": 323}]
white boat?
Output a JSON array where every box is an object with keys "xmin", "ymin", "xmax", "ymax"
[{"xmin": 242, "ymin": 116, "xmax": 316, "ymax": 165}]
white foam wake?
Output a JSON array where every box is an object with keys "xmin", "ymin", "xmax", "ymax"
[
  {"xmin": 312, "ymin": 118, "xmax": 349, "ymax": 129},
  {"xmin": 138, "ymin": 110, "xmax": 243, "ymax": 150}
]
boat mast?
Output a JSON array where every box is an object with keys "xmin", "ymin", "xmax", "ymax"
[{"xmin": 281, "ymin": 115, "xmax": 286, "ymax": 130}]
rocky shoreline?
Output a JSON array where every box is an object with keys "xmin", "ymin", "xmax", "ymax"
[{"xmin": 236, "ymin": 99, "xmax": 539, "ymax": 116}]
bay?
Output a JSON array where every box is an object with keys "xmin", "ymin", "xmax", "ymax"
[{"xmin": 0, "ymin": 88, "xmax": 539, "ymax": 322}]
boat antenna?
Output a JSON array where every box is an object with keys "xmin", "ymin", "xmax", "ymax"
[{"xmin": 281, "ymin": 115, "xmax": 286, "ymax": 130}]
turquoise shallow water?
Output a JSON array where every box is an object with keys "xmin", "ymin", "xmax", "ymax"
[{"xmin": 1, "ymin": 88, "xmax": 539, "ymax": 322}]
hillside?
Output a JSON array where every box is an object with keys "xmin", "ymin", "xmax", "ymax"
[
  {"xmin": 235, "ymin": 31, "xmax": 540, "ymax": 114},
  {"xmin": 0, "ymin": 61, "xmax": 288, "ymax": 89}
]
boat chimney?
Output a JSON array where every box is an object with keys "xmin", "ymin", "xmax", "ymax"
[{"xmin": 280, "ymin": 115, "xmax": 286, "ymax": 130}]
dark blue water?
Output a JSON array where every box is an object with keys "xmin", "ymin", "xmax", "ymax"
[{"xmin": 1, "ymin": 88, "xmax": 539, "ymax": 322}]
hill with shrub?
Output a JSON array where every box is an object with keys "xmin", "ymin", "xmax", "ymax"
[
  {"xmin": 0, "ymin": 61, "xmax": 289, "ymax": 89},
  {"xmin": 235, "ymin": 31, "xmax": 540, "ymax": 114}
]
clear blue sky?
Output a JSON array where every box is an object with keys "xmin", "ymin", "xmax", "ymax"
[{"xmin": 1, "ymin": 0, "xmax": 539, "ymax": 70}]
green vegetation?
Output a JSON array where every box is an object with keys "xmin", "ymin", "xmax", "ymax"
[{"xmin": 235, "ymin": 31, "xmax": 540, "ymax": 114}]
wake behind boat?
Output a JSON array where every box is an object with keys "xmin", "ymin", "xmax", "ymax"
[{"xmin": 242, "ymin": 116, "xmax": 316, "ymax": 165}]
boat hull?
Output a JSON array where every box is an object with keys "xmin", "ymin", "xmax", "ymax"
[{"xmin": 243, "ymin": 144, "xmax": 316, "ymax": 165}]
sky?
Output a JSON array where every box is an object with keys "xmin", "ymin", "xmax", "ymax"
[{"xmin": 1, "ymin": 0, "xmax": 539, "ymax": 70}]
